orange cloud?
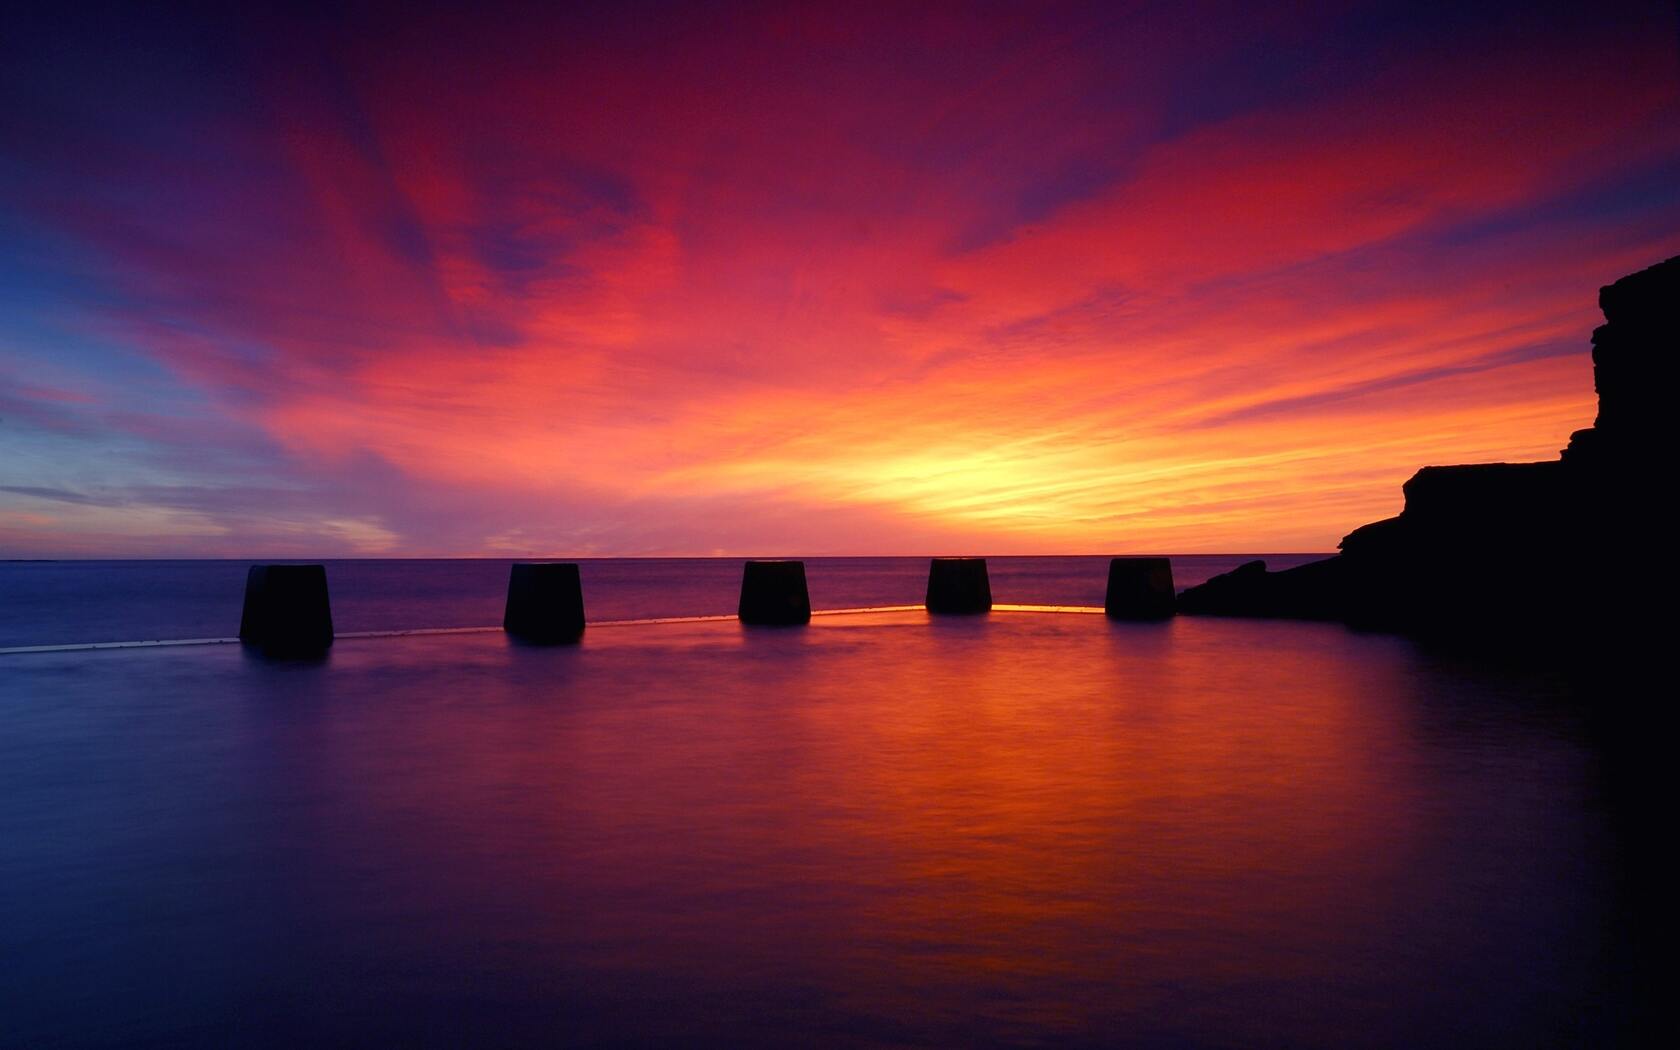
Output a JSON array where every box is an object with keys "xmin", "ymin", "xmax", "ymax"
[{"xmin": 4, "ymin": 3, "xmax": 1679, "ymax": 555}]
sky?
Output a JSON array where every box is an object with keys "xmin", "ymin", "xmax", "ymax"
[{"xmin": 3, "ymin": 1, "xmax": 1679, "ymax": 557}]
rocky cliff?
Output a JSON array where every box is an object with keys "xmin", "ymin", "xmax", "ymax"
[{"xmin": 1177, "ymin": 254, "xmax": 1677, "ymax": 646}]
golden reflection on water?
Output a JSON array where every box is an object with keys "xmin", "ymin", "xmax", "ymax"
[{"xmin": 2, "ymin": 612, "xmax": 1609, "ymax": 1046}]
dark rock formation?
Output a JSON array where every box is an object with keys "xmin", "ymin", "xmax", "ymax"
[
  {"xmin": 1104, "ymin": 557, "xmax": 1176, "ymax": 619},
  {"xmin": 1176, "ymin": 557, "xmax": 1345, "ymax": 620},
  {"xmin": 504, "ymin": 562, "xmax": 586, "ymax": 643},
  {"xmin": 738, "ymin": 560, "xmax": 812, "ymax": 625},
  {"xmin": 1177, "ymin": 254, "xmax": 1676, "ymax": 648},
  {"xmin": 239, "ymin": 564, "xmax": 333, "ymax": 655},
  {"xmin": 1563, "ymin": 253, "xmax": 1675, "ymax": 468},
  {"xmin": 926, "ymin": 557, "xmax": 992, "ymax": 614}
]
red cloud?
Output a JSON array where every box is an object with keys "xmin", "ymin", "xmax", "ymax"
[{"xmin": 5, "ymin": 4, "xmax": 1679, "ymax": 554}]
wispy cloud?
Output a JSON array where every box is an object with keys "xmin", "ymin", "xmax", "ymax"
[{"xmin": 2, "ymin": 2, "xmax": 1678, "ymax": 555}]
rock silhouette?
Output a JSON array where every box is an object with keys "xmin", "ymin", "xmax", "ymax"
[
  {"xmin": 1177, "ymin": 254, "xmax": 1676, "ymax": 647},
  {"xmin": 1176, "ymin": 557, "xmax": 1346, "ymax": 620}
]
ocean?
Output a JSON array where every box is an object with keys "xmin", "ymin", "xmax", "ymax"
[
  {"xmin": 0, "ymin": 557, "xmax": 1634, "ymax": 1046},
  {"xmin": 0, "ymin": 555, "xmax": 1325, "ymax": 649}
]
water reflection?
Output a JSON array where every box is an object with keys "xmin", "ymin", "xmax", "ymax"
[{"xmin": 0, "ymin": 613, "xmax": 1617, "ymax": 1046}]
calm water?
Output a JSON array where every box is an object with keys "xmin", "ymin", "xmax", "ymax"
[
  {"xmin": 0, "ymin": 555, "xmax": 1326, "ymax": 648},
  {"xmin": 0, "ymin": 597, "xmax": 1636, "ymax": 1047}
]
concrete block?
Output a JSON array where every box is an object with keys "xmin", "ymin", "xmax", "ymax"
[
  {"xmin": 504, "ymin": 563, "xmax": 586, "ymax": 642},
  {"xmin": 738, "ymin": 560, "xmax": 812, "ymax": 625},
  {"xmin": 1104, "ymin": 557, "xmax": 1176, "ymax": 620},
  {"xmin": 926, "ymin": 557, "xmax": 991, "ymax": 614},
  {"xmin": 239, "ymin": 564, "xmax": 333, "ymax": 654}
]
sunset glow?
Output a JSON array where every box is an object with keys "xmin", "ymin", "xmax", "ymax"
[{"xmin": 4, "ymin": 2, "xmax": 1679, "ymax": 556}]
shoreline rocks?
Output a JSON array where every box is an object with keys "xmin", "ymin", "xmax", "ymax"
[{"xmin": 1176, "ymin": 254, "xmax": 1676, "ymax": 647}]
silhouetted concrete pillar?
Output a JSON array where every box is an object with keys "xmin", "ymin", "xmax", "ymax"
[
  {"xmin": 1105, "ymin": 557, "xmax": 1176, "ymax": 620},
  {"xmin": 504, "ymin": 563, "xmax": 586, "ymax": 643},
  {"xmin": 239, "ymin": 564, "xmax": 333, "ymax": 654},
  {"xmin": 738, "ymin": 560, "xmax": 811, "ymax": 625},
  {"xmin": 926, "ymin": 557, "xmax": 991, "ymax": 613}
]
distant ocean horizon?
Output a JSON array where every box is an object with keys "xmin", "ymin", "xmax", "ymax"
[{"xmin": 0, "ymin": 554, "xmax": 1328, "ymax": 648}]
